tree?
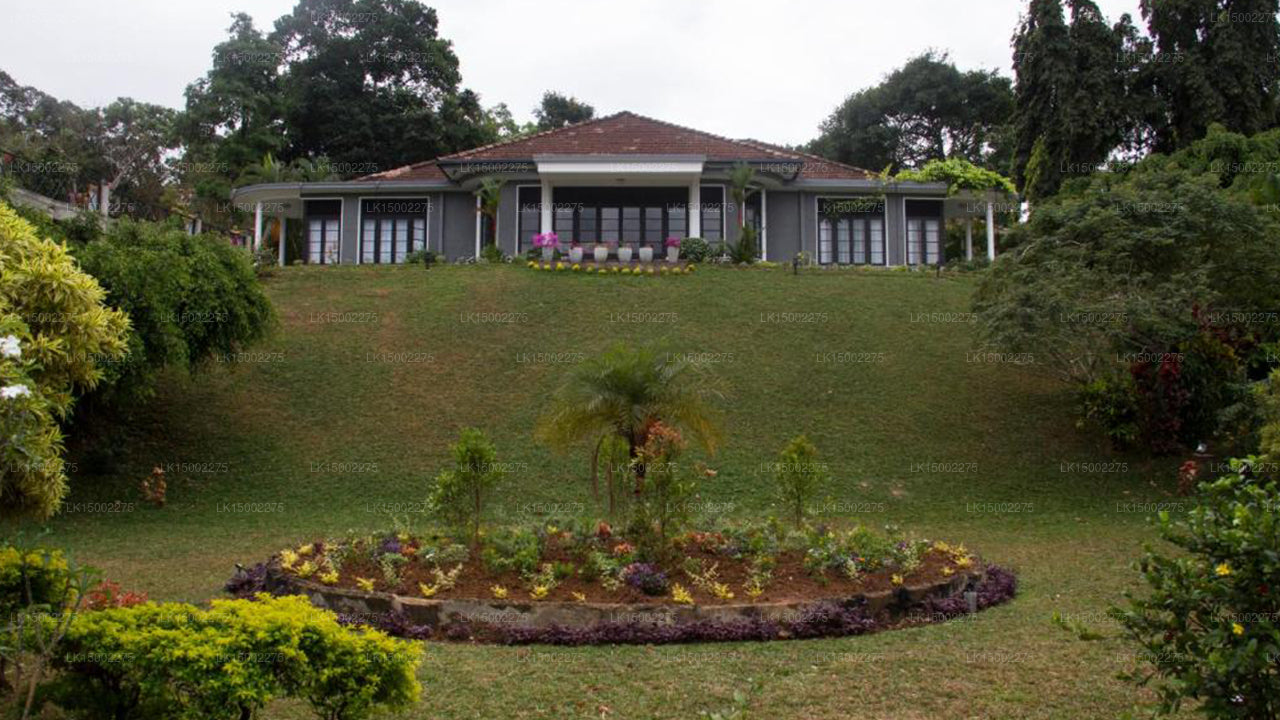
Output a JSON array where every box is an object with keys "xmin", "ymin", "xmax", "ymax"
[
  {"xmin": 270, "ymin": 0, "xmax": 495, "ymax": 174},
  {"xmin": 1010, "ymin": 0, "xmax": 1132, "ymax": 200},
  {"xmin": 728, "ymin": 163, "xmax": 757, "ymax": 263},
  {"xmin": 773, "ymin": 435, "xmax": 828, "ymax": 528},
  {"xmin": 1139, "ymin": 0, "xmax": 1280, "ymax": 152},
  {"xmin": 94, "ymin": 99, "xmax": 178, "ymax": 217},
  {"xmin": 533, "ymin": 91, "xmax": 594, "ymax": 131},
  {"xmin": 536, "ymin": 343, "xmax": 724, "ymax": 510},
  {"xmin": 428, "ymin": 428, "xmax": 499, "ymax": 546},
  {"xmin": 0, "ymin": 201, "xmax": 129, "ymax": 518},
  {"xmin": 475, "ymin": 177, "xmax": 503, "ymax": 251},
  {"xmin": 482, "ymin": 102, "xmax": 535, "ymax": 140},
  {"xmin": 810, "ymin": 52, "xmax": 1014, "ymax": 172}
]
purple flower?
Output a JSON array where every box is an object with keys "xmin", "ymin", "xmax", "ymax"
[{"xmin": 623, "ymin": 563, "xmax": 669, "ymax": 596}]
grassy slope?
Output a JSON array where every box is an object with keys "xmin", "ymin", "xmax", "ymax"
[{"xmin": 43, "ymin": 265, "xmax": 1183, "ymax": 719}]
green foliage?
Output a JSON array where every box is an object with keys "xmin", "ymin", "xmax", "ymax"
[
  {"xmin": 679, "ymin": 237, "xmax": 711, "ymax": 263},
  {"xmin": 730, "ymin": 224, "xmax": 758, "ymax": 264},
  {"xmin": 536, "ymin": 342, "xmax": 725, "ymax": 511},
  {"xmin": 895, "ymin": 157, "xmax": 1016, "ymax": 195},
  {"xmin": 810, "ymin": 51, "xmax": 1014, "ymax": 172},
  {"xmin": 73, "ymin": 218, "xmax": 275, "ymax": 406},
  {"xmin": 773, "ymin": 435, "xmax": 828, "ymax": 528},
  {"xmin": 1111, "ymin": 469, "xmax": 1280, "ymax": 718},
  {"xmin": 427, "ymin": 428, "xmax": 500, "ymax": 545},
  {"xmin": 480, "ymin": 527, "xmax": 541, "ymax": 576},
  {"xmin": 0, "ymin": 201, "xmax": 129, "ymax": 517},
  {"xmin": 533, "ymin": 91, "xmax": 595, "ymax": 130},
  {"xmin": 45, "ymin": 594, "xmax": 421, "ymax": 720},
  {"xmin": 629, "ymin": 422, "xmax": 696, "ymax": 562},
  {"xmin": 974, "ymin": 160, "xmax": 1280, "ymax": 452}
]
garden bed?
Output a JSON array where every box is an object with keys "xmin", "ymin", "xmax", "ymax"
[{"xmin": 231, "ymin": 524, "xmax": 1016, "ymax": 644}]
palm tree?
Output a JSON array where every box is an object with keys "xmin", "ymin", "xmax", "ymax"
[
  {"xmin": 476, "ymin": 177, "xmax": 504, "ymax": 251},
  {"xmin": 536, "ymin": 343, "xmax": 725, "ymax": 516}
]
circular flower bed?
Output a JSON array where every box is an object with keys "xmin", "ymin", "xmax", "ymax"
[{"xmin": 231, "ymin": 524, "xmax": 1017, "ymax": 645}]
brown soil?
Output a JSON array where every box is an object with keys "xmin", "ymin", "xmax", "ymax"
[{"xmin": 300, "ymin": 536, "xmax": 975, "ymax": 605}]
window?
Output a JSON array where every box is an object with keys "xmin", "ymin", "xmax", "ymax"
[
  {"xmin": 621, "ymin": 207, "xmax": 641, "ymax": 243},
  {"xmin": 700, "ymin": 186, "xmax": 724, "ymax": 241},
  {"xmin": 305, "ymin": 200, "xmax": 342, "ymax": 265},
  {"xmin": 817, "ymin": 198, "xmax": 885, "ymax": 266},
  {"xmin": 601, "ymin": 207, "xmax": 620, "ymax": 242},
  {"xmin": 517, "ymin": 186, "xmax": 541, "ymax": 253},
  {"xmin": 360, "ymin": 198, "xmax": 428, "ymax": 264},
  {"xmin": 554, "ymin": 205, "xmax": 574, "ymax": 238},
  {"xmin": 818, "ymin": 218, "xmax": 833, "ymax": 265},
  {"xmin": 667, "ymin": 205, "xmax": 686, "ymax": 239},
  {"xmin": 579, "ymin": 207, "xmax": 598, "ymax": 243},
  {"xmin": 905, "ymin": 200, "xmax": 944, "ymax": 266}
]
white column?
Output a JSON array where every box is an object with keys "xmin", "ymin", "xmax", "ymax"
[
  {"xmin": 194, "ymin": 217, "xmax": 202, "ymax": 235},
  {"xmin": 278, "ymin": 216, "xmax": 287, "ymax": 266},
  {"xmin": 985, "ymin": 200, "xmax": 996, "ymax": 260},
  {"xmin": 540, "ymin": 180, "xmax": 553, "ymax": 234},
  {"xmin": 253, "ymin": 201, "xmax": 263, "ymax": 251},
  {"xmin": 965, "ymin": 219, "xmax": 973, "ymax": 261},
  {"xmin": 474, "ymin": 194, "xmax": 482, "ymax": 259},
  {"xmin": 760, "ymin": 188, "xmax": 768, "ymax": 261},
  {"xmin": 688, "ymin": 183, "xmax": 701, "ymax": 238}
]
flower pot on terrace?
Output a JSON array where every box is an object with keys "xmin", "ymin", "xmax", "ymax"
[
  {"xmin": 594, "ymin": 245, "xmax": 609, "ymax": 263},
  {"xmin": 638, "ymin": 247, "xmax": 654, "ymax": 263},
  {"xmin": 617, "ymin": 246, "xmax": 633, "ymax": 263},
  {"xmin": 666, "ymin": 246, "xmax": 680, "ymax": 263},
  {"xmin": 541, "ymin": 247, "xmax": 554, "ymax": 262},
  {"xmin": 569, "ymin": 247, "xmax": 584, "ymax": 263}
]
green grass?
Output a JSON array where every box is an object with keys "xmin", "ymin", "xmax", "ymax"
[{"xmin": 40, "ymin": 264, "xmax": 1186, "ymax": 718}]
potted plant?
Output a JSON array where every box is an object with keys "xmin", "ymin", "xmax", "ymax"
[
  {"xmin": 638, "ymin": 244, "xmax": 654, "ymax": 263},
  {"xmin": 617, "ymin": 243, "xmax": 633, "ymax": 264},
  {"xmin": 664, "ymin": 236, "xmax": 681, "ymax": 263},
  {"xmin": 569, "ymin": 241, "xmax": 584, "ymax": 264},
  {"xmin": 534, "ymin": 232, "xmax": 559, "ymax": 262},
  {"xmin": 594, "ymin": 241, "xmax": 610, "ymax": 263}
]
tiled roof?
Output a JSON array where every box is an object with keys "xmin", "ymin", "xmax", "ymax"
[{"xmin": 359, "ymin": 111, "xmax": 873, "ymax": 182}]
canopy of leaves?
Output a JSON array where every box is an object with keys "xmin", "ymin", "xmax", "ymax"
[
  {"xmin": 810, "ymin": 52, "xmax": 1013, "ymax": 172},
  {"xmin": 895, "ymin": 158, "xmax": 1017, "ymax": 195},
  {"xmin": 533, "ymin": 91, "xmax": 595, "ymax": 131}
]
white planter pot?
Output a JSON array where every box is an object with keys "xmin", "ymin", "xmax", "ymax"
[
  {"xmin": 667, "ymin": 246, "xmax": 680, "ymax": 263},
  {"xmin": 569, "ymin": 247, "xmax": 584, "ymax": 263},
  {"xmin": 617, "ymin": 246, "xmax": 633, "ymax": 263},
  {"xmin": 541, "ymin": 247, "xmax": 553, "ymax": 262},
  {"xmin": 639, "ymin": 247, "xmax": 654, "ymax": 263},
  {"xmin": 594, "ymin": 246, "xmax": 609, "ymax": 263}
]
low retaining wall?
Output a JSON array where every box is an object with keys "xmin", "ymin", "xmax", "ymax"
[{"xmin": 271, "ymin": 567, "xmax": 985, "ymax": 637}]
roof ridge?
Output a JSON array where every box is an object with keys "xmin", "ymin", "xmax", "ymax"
[
  {"xmin": 438, "ymin": 111, "xmax": 629, "ymax": 161},
  {"xmin": 735, "ymin": 137, "xmax": 875, "ymax": 176},
  {"xmin": 607, "ymin": 111, "xmax": 801, "ymax": 160}
]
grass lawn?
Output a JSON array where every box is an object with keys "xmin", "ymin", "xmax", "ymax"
[{"xmin": 37, "ymin": 264, "xmax": 1186, "ymax": 718}]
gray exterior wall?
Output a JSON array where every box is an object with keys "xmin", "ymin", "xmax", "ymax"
[
  {"xmin": 764, "ymin": 190, "xmax": 800, "ymax": 261},
  {"xmin": 340, "ymin": 196, "xmax": 360, "ymax": 264},
  {"xmin": 441, "ymin": 192, "xmax": 476, "ymax": 261},
  {"xmin": 497, "ymin": 183, "xmax": 519, "ymax": 257},
  {"xmin": 886, "ymin": 195, "xmax": 906, "ymax": 266}
]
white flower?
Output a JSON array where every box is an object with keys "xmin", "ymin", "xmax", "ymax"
[
  {"xmin": 0, "ymin": 335, "xmax": 19, "ymax": 360},
  {"xmin": 0, "ymin": 385, "xmax": 31, "ymax": 400}
]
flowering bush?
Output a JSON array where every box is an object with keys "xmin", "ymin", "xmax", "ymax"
[
  {"xmin": 622, "ymin": 563, "xmax": 669, "ymax": 596},
  {"xmin": 1111, "ymin": 468, "xmax": 1280, "ymax": 718},
  {"xmin": 532, "ymin": 232, "xmax": 560, "ymax": 249},
  {"xmin": 664, "ymin": 236, "xmax": 682, "ymax": 248}
]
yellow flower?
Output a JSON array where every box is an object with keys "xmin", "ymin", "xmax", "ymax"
[
  {"xmin": 319, "ymin": 571, "xmax": 339, "ymax": 585},
  {"xmin": 528, "ymin": 261, "xmax": 536, "ymax": 268},
  {"xmin": 891, "ymin": 574, "xmax": 904, "ymax": 586},
  {"xmin": 572, "ymin": 264, "xmax": 581, "ymax": 271},
  {"xmin": 955, "ymin": 556, "xmax": 973, "ymax": 569},
  {"xmin": 572, "ymin": 591, "xmax": 587, "ymax": 603},
  {"xmin": 490, "ymin": 585, "xmax": 509, "ymax": 599},
  {"xmin": 1215, "ymin": 563, "xmax": 1232, "ymax": 577},
  {"xmin": 295, "ymin": 560, "xmax": 316, "ymax": 578},
  {"xmin": 671, "ymin": 583, "xmax": 694, "ymax": 604},
  {"xmin": 418, "ymin": 582, "xmax": 438, "ymax": 598},
  {"xmin": 355, "ymin": 577, "xmax": 375, "ymax": 592},
  {"xmin": 530, "ymin": 585, "xmax": 550, "ymax": 600},
  {"xmin": 297, "ymin": 544, "xmax": 314, "ymax": 557},
  {"xmin": 279, "ymin": 549, "xmax": 299, "ymax": 569},
  {"xmin": 710, "ymin": 582, "xmax": 735, "ymax": 600},
  {"xmin": 1233, "ymin": 622, "xmax": 1245, "ymax": 636},
  {"xmin": 942, "ymin": 567, "xmax": 954, "ymax": 577}
]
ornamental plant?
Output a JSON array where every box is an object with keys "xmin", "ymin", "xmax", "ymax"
[
  {"xmin": 773, "ymin": 434, "xmax": 829, "ymax": 528},
  {"xmin": 427, "ymin": 427, "xmax": 500, "ymax": 546},
  {"xmin": 532, "ymin": 232, "xmax": 560, "ymax": 249},
  {"xmin": 664, "ymin": 236, "xmax": 682, "ymax": 248},
  {"xmin": 1110, "ymin": 466, "xmax": 1280, "ymax": 718}
]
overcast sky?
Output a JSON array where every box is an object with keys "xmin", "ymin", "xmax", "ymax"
[{"xmin": 2, "ymin": 0, "xmax": 1144, "ymax": 146}]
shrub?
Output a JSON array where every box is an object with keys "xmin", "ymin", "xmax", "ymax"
[
  {"xmin": 622, "ymin": 563, "xmax": 669, "ymax": 596},
  {"xmin": 681, "ymin": 237, "xmax": 711, "ymax": 263},
  {"xmin": 729, "ymin": 225, "xmax": 758, "ymax": 264},
  {"xmin": 428, "ymin": 428, "xmax": 500, "ymax": 545},
  {"xmin": 773, "ymin": 435, "xmax": 828, "ymax": 528},
  {"xmin": 0, "ymin": 201, "xmax": 130, "ymax": 518},
  {"xmin": 479, "ymin": 243, "xmax": 505, "ymax": 264},
  {"xmin": 629, "ymin": 422, "xmax": 696, "ymax": 562},
  {"xmin": 1110, "ymin": 468, "xmax": 1280, "ymax": 718},
  {"xmin": 74, "ymin": 219, "xmax": 275, "ymax": 407},
  {"xmin": 44, "ymin": 595, "xmax": 422, "ymax": 720}
]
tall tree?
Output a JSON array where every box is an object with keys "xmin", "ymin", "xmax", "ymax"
[
  {"xmin": 533, "ymin": 91, "xmax": 595, "ymax": 130},
  {"xmin": 1139, "ymin": 0, "xmax": 1280, "ymax": 151},
  {"xmin": 809, "ymin": 52, "xmax": 1013, "ymax": 172},
  {"xmin": 1011, "ymin": 0, "xmax": 1130, "ymax": 200},
  {"xmin": 94, "ymin": 99, "xmax": 178, "ymax": 218},
  {"xmin": 270, "ymin": 0, "xmax": 494, "ymax": 174}
]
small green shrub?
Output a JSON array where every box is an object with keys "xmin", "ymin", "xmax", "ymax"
[
  {"xmin": 1111, "ymin": 468, "xmax": 1280, "ymax": 718},
  {"xmin": 480, "ymin": 243, "xmax": 505, "ymax": 264},
  {"xmin": 773, "ymin": 435, "xmax": 828, "ymax": 528},
  {"xmin": 44, "ymin": 594, "xmax": 421, "ymax": 720},
  {"xmin": 629, "ymin": 422, "xmax": 696, "ymax": 563},
  {"xmin": 681, "ymin": 237, "xmax": 711, "ymax": 263},
  {"xmin": 729, "ymin": 225, "xmax": 758, "ymax": 264},
  {"xmin": 427, "ymin": 428, "xmax": 500, "ymax": 545},
  {"xmin": 480, "ymin": 527, "xmax": 541, "ymax": 575}
]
